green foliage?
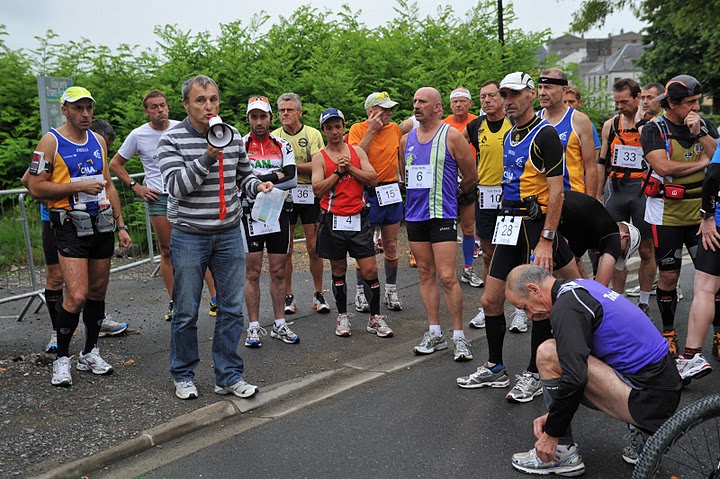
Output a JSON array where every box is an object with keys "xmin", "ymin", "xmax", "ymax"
[{"xmin": 0, "ymin": 2, "xmax": 548, "ymax": 191}]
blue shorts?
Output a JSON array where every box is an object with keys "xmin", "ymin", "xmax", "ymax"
[
  {"xmin": 366, "ymin": 190, "xmax": 403, "ymax": 227},
  {"xmin": 147, "ymin": 194, "xmax": 169, "ymax": 217}
]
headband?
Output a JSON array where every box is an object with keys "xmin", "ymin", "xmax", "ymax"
[
  {"xmin": 450, "ymin": 91, "xmax": 472, "ymax": 100},
  {"xmin": 538, "ymin": 76, "xmax": 569, "ymax": 86}
]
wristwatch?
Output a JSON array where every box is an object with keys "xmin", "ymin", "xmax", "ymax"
[
  {"xmin": 128, "ymin": 180, "xmax": 137, "ymax": 189},
  {"xmin": 117, "ymin": 225, "xmax": 129, "ymax": 233},
  {"xmin": 333, "ymin": 169, "xmax": 343, "ymax": 177},
  {"xmin": 541, "ymin": 229, "xmax": 556, "ymax": 241},
  {"xmin": 700, "ymin": 208, "xmax": 714, "ymax": 220}
]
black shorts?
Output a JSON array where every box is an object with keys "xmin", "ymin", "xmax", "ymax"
[
  {"xmin": 42, "ymin": 221, "xmax": 59, "ymax": 266},
  {"xmin": 288, "ymin": 198, "xmax": 321, "ymax": 226},
  {"xmin": 475, "ymin": 206, "xmax": 500, "ymax": 239},
  {"xmin": 488, "ymin": 215, "xmax": 575, "ymax": 281},
  {"xmin": 54, "ymin": 220, "xmax": 114, "ymax": 260},
  {"xmin": 695, "ymin": 226, "xmax": 720, "ymax": 276},
  {"xmin": 242, "ymin": 209, "xmax": 291, "ymax": 254},
  {"xmin": 604, "ymin": 177, "xmax": 653, "ymax": 239},
  {"xmin": 626, "ymin": 355, "xmax": 683, "ymax": 435},
  {"xmin": 652, "ymin": 224, "xmax": 699, "ymax": 271},
  {"xmin": 571, "ymin": 231, "xmax": 622, "ymax": 261},
  {"xmin": 406, "ymin": 219, "xmax": 458, "ymax": 243},
  {"xmin": 316, "ymin": 209, "xmax": 375, "ymax": 260}
]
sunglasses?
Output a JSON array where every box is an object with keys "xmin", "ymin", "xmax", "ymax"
[{"xmin": 248, "ymin": 96, "xmax": 270, "ymax": 104}]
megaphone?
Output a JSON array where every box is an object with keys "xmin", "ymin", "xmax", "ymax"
[{"xmin": 206, "ymin": 115, "xmax": 234, "ymax": 149}]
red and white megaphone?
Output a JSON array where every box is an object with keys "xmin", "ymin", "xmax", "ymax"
[{"xmin": 206, "ymin": 114, "xmax": 234, "ymax": 149}]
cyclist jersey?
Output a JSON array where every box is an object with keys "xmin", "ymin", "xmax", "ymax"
[
  {"xmin": 404, "ymin": 123, "xmax": 457, "ymax": 221},
  {"xmin": 319, "ymin": 146, "xmax": 365, "ymax": 216},
  {"xmin": 347, "ymin": 121, "xmax": 402, "ymax": 183},
  {"xmin": 539, "ymin": 107, "xmax": 586, "ymax": 193},
  {"xmin": 502, "ymin": 116, "xmax": 563, "ymax": 213},
  {"xmin": 271, "ymin": 124, "xmax": 324, "ymax": 184},
  {"xmin": 46, "ymin": 128, "xmax": 105, "ymax": 215}
]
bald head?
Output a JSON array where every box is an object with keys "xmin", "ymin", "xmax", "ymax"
[{"xmin": 413, "ymin": 87, "xmax": 443, "ymax": 126}]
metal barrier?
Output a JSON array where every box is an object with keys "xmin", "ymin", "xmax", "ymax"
[{"xmin": 0, "ymin": 173, "xmax": 158, "ymax": 321}]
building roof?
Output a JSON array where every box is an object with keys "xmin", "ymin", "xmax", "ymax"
[{"xmin": 586, "ymin": 43, "xmax": 644, "ymax": 75}]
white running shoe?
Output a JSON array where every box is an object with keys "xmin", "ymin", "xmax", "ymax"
[
  {"xmin": 469, "ymin": 308, "xmax": 485, "ymax": 328},
  {"xmin": 76, "ymin": 347, "xmax": 113, "ymax": 375},
  {"xmin": 98, "ymin": 316, "xmax": 128, "ymax": 337},
  {"xmin": 354, "ymin": 290, "xmax": 370, "ymax": 312},
  {"xmin": 174, "ymin": 380, "xmax": 198, "ymax": 400},
  {"xmin": 46, "ymin": 330, "xmax": 58, "ymax": 353},
  {"xmin": 51, "ymin": 356, "xmax": 73, "ymax": 386},
  {"xmin": 214, "ymin": 379, "xmax": 258, "ymax": 398},
  {"xmin": 509, "ymin": 308, "xmax": 528, "ymax": 333},
  {"xmin": 383, "ymin": 288, "xmax": 403, "ymax": 311}
]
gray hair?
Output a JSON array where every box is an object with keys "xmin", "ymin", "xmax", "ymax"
[
  {"xmin": 277, "ymin": 92, "xmax": 302, "ymax": 110},
  {"xmin": 181, "ymin": 75, "xmax": 219, "ymax": 103},
  {"xmin": 506, "ymin": 265, "xmax": 553, "ymax": 296},
  {"xmin": 90, "ymin": 119, "xmax": 116, "ymax": 146}
]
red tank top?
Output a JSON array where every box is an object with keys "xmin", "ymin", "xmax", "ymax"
[{"xmin": 320, "ymin": 146, "xmax": 365, "ymax": 216}]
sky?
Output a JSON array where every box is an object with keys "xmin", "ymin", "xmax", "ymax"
[{"xmin": 3, "ymin": 0, "xmax": 645, "ymax": 53}]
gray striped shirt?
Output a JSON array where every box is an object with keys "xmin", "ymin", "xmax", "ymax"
[{"xmin": 158, "ymin": 118, "xmax": 261, "ymax": 233}]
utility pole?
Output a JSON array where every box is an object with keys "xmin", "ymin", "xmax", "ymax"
[{"xmin": 498, "ymin": 0, "xmax": 505, "ymax": 46}]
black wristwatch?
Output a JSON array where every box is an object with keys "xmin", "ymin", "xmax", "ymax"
[
  {"xmin": 541, "ymin": 229, "xmax": 556, "ymax": 241},
  {"xmin": 128, "ymin": 180, "xmax": 137, "ymax": 189},
  {"xmin": 700, "ymin": 208, "xmax": 714, "ymax": 220},
  {"xmin": 333, "ymin": 169, "xmax": 343, "ymax": 177}
]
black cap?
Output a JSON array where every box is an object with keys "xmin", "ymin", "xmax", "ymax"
[{"xmin": 655, "ymin": 75, "xmax": 702, "ymax": 102}]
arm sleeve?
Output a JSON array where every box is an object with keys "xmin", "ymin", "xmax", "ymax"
[
  {"xmin": 703, "ymin": 162, "xmax": 720, "ymax": 213},
  {"xmin": 544, "ymin": 289, "xmax": 601, "ymax": 438},
  {"xmin": 531, "ymin": 125, "xmax": 564, "ymax": 177},
  {"xmin": 264, "ymin": 139, "xmax": 297, "ymax": 190}
]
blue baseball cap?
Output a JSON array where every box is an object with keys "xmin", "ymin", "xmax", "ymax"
[{"xmin": 319, "ymin": 108, "xmax": 345, "ymax": 126}]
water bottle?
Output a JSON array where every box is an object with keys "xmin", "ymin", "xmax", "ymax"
[{"xmin": 96, "ymin": 199, "xmax": 115, "ymax": 233}]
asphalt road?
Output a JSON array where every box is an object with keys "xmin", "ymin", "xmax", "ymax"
[{"xmin": 92, "ymin": 260, "xmax": 720, "ymax": 479}]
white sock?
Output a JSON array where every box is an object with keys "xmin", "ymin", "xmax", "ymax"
[
  {"xmin": 429, "ymin": 325, "xmax": 442, "ymax": 336},
  {"xmin": 452, "ymin": 330, "xmax": 465, "ymax": 339},
  {"xmin": 639, "ymin": 292, "xmax": 651, "ymax": 304},
  {"xmin": 274, "ymin": 318, "xmax": 286, "ymax": 327},
  {"xmin": 385, "ymin": 283, "xmax": 396, "ymax": 290},
  {"xmin": 249, "ymin": 321, "xmax": 259, "ymax": 329}
]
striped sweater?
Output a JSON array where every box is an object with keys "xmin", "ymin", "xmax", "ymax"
[{"xmin": 158, "ymin": 118, "xmax": 261, "ymax": 233}]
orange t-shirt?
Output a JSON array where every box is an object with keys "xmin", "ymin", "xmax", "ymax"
[
  {"xmin": 347, "ymin": 121, "xmax": 402, "ymax": 183},
  {"xmin": 442, "ymin": 113, "xmax": 478, "ymax": 159}
]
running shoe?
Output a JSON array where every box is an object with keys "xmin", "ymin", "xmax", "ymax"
[
  {"xmin": 625, "ymin": 282, "xmax": 657, "ymax": 297},
  {"xmin": 244, "ymin": 325, "xmax": 267, "ymax": 348},
  {"xmin": 460, "ymin": 267, "xmax": 484, "ymax": 288},
  {"xmin": 209, "ymin": 296, "xmax": 218, "ymax": 317},
  {"xmin": 713, "ymin": 332, "xmax": 720, "ymax": 360},
  {"xmin": 174, "ymin": 380, "xmax": 198, "ymax": 400},
  {"xmin": 214, "ymin": 379, "xmax": 258, "ymax": 398},
  {"xmin": 506, "ymin": 370, "xmax": 543, "ymax": 403},
  {"xmin": 512, "ymin": 443, "xmax": 585, "ymax": 477},
  {"xmin": 313, "ymin": 292, "xmax": 330, "ymax": 314},
  {"xmin": 676, "ymin": 353, "xmax": 713, "ymax": 381},
  {"xmin": 453, "ymin": 337, "xmax": 473, "ymax": 361},
  {"xmin": 335, "ymin": 313, "xmax": 352, "ymax": 337},
  {"xmin": 367, "ymin": 314, "xmax": 394, "ymax": 338},
  {"xmin": 677, "ymin": 285, "xmax": 683, "ymax": 301},
  {"xmin": 383, "ymin": 288, "xmax": 403, "ymax": 311},
  {"xmin": 413, "ymin": 331, "xmax": 448, "ymax": 355},
  {"xmin": 374, "ymin": 237, "xmax": 383, "ymax": 254},
  {"xmin": 51, "ymin": 356, "xmax": 72, "ymax": 387},
  {"xmin": 473, "ymin": 242, "xmax": 482, "ymax": 259},
  {"xmin": 621, "ymin": 425, "xmax": 645, "ymax": 464},
  {"xmin": 76, "ymin": 347, "xmax": 113, "ymax": 375},
  {"xmin": 662, "ymin": 330, "xmax": 679, "ymax": 358},
  {"xmin": 271, "ymin": 323, "xmax": 300, "ymax": 344},
  {"xmin": 164, "ymin": 300, "xmax": 174, "ymax": 322},
  {"xmin": 284, "ymin": 294, "xmax": 297, "ymax": 315},
  {"xmin": 354, "ymin": 289, "xmax": 370, "ymax": 312},
  {"xmin": 469, "ymin": 307, "xmax": 486, "ymax": 329},
  {"xmin": 509, "ymin": 308, "xmax": 529, "ymax": 333},
  {"xmin": 637, "ymin": 302, "xmax": 650, "ymax": 317},
  {"xmin": 46, "ymin": 330, "xmax": 58, "ymax": 353},
  {"xmin": 457, "ymin": 365, "xmax": 509, "ymax": 388},
  {"xmin": 98, "ymin": 316, "xmax": 128, "ymax": 337},
  {"xmin": 409, "ymin": 251, "xmax": 417, "ymax": 268}
]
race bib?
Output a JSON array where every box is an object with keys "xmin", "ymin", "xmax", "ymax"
[
  {"xmin": 492, "ymin": 215, "xmax": 522, "ymax": 246},
  {"xmin": 332, "ymin": 214, "xmax": 361, "ymax": 231},
  {"xmin": 248, "ymin": 218, "xmax": 281, "ymax": 236},
  {"xmin": 478, "ymin": 186, "xmax": 502, "ymax": 210},
  {"xmin": 292, "ymin": 184, "xmax": 315, "ymax": 204},
  {"xmin": 612, "ymin": 145, "xmax": 644, "ymax": 169},
  {"xmin": 376, "ymin": 183, "xmax": 402, "ymax": 206},
  {"xmin": 70, "ymin": 174, "xmax": 107, "ymax": 204},
  {"xmin": 406, "ymin": 165, "xmax": 433, "ymax": 189}
]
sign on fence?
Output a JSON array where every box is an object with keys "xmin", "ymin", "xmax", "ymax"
[{"xmin": 37, "ymin": 76, "xmax": 72, "ymax": 135}]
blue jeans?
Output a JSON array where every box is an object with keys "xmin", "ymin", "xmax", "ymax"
[{"xmin": 169, "ymin": 224, "xmax": 247, "ymax": 387}]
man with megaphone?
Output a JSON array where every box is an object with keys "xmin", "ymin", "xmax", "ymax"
[
  {"xmin": 241, "ymin": 95, "xmax": 299, "ymax": 349},
  {"xmin": 157, "ymin": 75, "xmax": 274, "ymax": 401}
]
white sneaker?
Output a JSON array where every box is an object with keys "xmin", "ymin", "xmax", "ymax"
[
  {"xmin": 335, "ymin": 313, "xmax": 352, "ymax": 337},
  {"xmin": 46, "ymin": 330, "xmax": 58, "ymax": 353},
  {"xmin": 174, "ymin": 380, "xmax": 198, "ymax": 400},
  {"xmin": 469, "ymin": 308, "xmax": 485, "ymax": 328},
  {"xmin": 76, "ymin": 347, "xmax": 113, "ymax": 375},
  {"xmin": 509, "ymin": 308, "xmax": 528, "ymax": 333},
  {"xmin": 461, "ymin": 268, "xmax": 484, "ymax": 288},
  {"xmin": 98, "ymin": 316, "xmax": 128, "ymax": 337},
  {"xmin": 214, "ymin": 379, "xmax": 259, "ymax": 398},
  {"xmin": 625, "ymin": 282, "xmax": 657, "ymax": 297},
  {"xmin": 51, "ymin": 356, "xmax": 73, "ymax": 386},
  {"xmin": 354, "ymin": 289, "xmax": 370, "ymax": 312},
  {"xmin": 676, "ymin": 353, "xmax": 713, "ymax": 381},
  {"xmin": 383, "ymin": 288, "xmax": 403, "ymax": 311},
  {"xmin": 453, "ymin": 337, "xmax": 473, "ymax": 362}
]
